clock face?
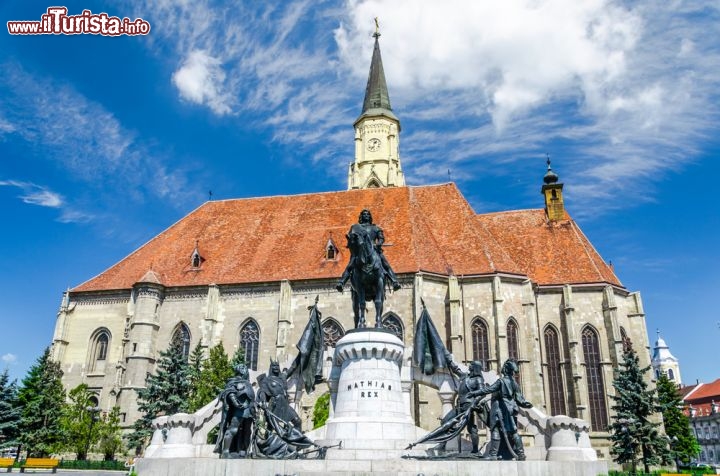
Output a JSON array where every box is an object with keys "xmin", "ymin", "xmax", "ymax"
[{"xmin": 367, "ymin": 138, "xmax": 381, "ymax": 152}]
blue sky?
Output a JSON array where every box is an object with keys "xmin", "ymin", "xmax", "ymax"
[{"xmin": 1, "ymin": 1, "xmax": 718, "ymax": 386}]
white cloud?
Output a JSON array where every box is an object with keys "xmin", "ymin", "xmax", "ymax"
[
  {"xmin": 1, "ymin": 353, "xmax": 17, "ymax": 364},
  {"xmin": 0, "ymin": 180, "xmax": 98, "ymax": 223},
  {"xmin": 0, "ymin": 180, "xmax": 63, "ymax": 208},
  {"xmin": 172, "ymin": 50, "xmax": 232, "ymax": 115},
  {"xmin": 335, "ymin": 0, "xmax": 641, "ymax": 128},
  {"xmin": 0, "ymin": 116, "xmax": 15, "ymax": 134}
]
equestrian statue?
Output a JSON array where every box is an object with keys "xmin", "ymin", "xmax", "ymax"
[{"xmin": 336, "ymin": 209, "xmax": 401, "ymax": 328}]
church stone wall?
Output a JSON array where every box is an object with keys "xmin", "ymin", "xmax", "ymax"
[
  {"xmin": 53, "ymin": 273, "xmax": 652, "ymax": 441},
  {"xmin": 54, "ymin": 294, "xmax": 129, "ymax": 412}
]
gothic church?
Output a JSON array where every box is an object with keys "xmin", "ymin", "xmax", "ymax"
[{"xmin": 50, "ymin": 32, "xmax": 653, "ymax": 447}]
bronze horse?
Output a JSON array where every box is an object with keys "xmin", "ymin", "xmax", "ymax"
[{"xmin": 344, "ymin": 223, "xmax": 385, "ymax": 328}]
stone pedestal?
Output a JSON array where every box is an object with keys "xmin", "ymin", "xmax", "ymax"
[
  {"xmin": 545, "ymin": 416, "xmax": 597, "ymax": 461},
  {"xmin": 318, "ymin": 329, "xmax": 426, "ymax": 457},
  {"xmin": 154, "ymin": 413, "xmax": 195, "ymax": 458},
  {"xmin": 144, "ymin": 416, "xmax": 169, "ymax": 458}
]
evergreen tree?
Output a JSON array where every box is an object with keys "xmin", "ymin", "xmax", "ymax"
[
  {"xmin": 97, "ymin": 407, "xmax": 124, "ymax": 461},
  {"xmin": 188, "ymin": 342, "xmax": 234, "ymax": 413},
  {"xmin": 187, "ymin": 340, "xmax": 205, "ymax": 405},
  {"xmin": 609, "ymin": 342, "xmax": 671, "ymax": 473},
  {"xmin": 16, "ymin": 348, "xmax": 66, "ymax": 457},
  {"xmin": 126, "ymin": 337, "xmax": 192, "ymax": 451},
  {"xmin": 656, "ymin": 373, "xmax": 700, "ymax": 466},
  {"xmin": 59, "ymin": 384, "xmax": 100, "ymax": 460},
  {"xmin": 0, "ymin": 369, "xmax": 21, "ymax": 451},
  {"xmin": 230, "ymin": 347, "xmax": 246, "ymax": 369}
]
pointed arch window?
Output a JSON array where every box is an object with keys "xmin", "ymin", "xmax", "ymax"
[
  {"xmin": 322, "ymin": 318, "xmax": 345, "ymax": 348},
  {"xmin": 471, "ymin": 317, "xmax": 490, "ymax": 367},
  {"xmin": 582, "ymin": 326, "xmax": 608, "ymax": 431},
  {"xmin": 507, "ymin": 318, "xmax": 519, "ymax": 361},
  {"xmin": 96, "ymin": 332, "xmax": 109, "ymax": 361},
  {"xmin": 89, "ymin": 329, "xmax": 111, "ymax": 373},
  {"xmin": 544, "ymin": 325, "xmax": 567, "ymax": 416},
  {"xmin": 382, "ymin": 313, "xmax": 404, "ymax": 341},
  {"xmin": 171, "ymin": 323, "xmax": 191, "ymax": 361},
  {"xmin": 507, "ymin": 318, "xmax": 522, "ymax": 386},
  {"xmin": 239, "ymin": 319, "xmax": 260, "ymax": 371}
]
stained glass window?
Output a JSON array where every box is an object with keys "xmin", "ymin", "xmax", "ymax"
[
  {"xmin": 382, "ymin": 313, "xmax": 404, "ymax": 341},
  {"xmin": 471, "ymin": 318, "xmax": 490, "ymax": 367},
  {"xmin": 96, "ymin": 332, "xmax": 109, "ymax": 361},
  {"xmin": 240, "ymin": 320, "xmax": 260, "ymax": 371},
  {"xmin": 322, "ymin": 318, "xmax": 345, "ymax": 347},
  {"xmin": 544, "ymin": 325, "xmax": 567, "ymax": 416},
  {"xmin": 582, "ymin": 326, "xmax": 608, "ymax": 431},
  {"xmin": 171, "ymin": 324, "xmax": 191, "ymax": 361}
]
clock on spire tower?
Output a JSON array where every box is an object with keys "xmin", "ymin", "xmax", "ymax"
[{"xmin": 348, "ymin": 20, "xmax": 405, "ymax": 189}]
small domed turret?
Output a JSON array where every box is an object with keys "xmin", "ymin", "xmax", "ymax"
[{"xmin": 543, "ymin": 157, "xmax": 559, "ymax": 184}]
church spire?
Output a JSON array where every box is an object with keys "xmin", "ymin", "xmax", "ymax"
[
  {"xmin": 348, "ymin": 20, "xmax": 404, "ymax": 190},
  {"xmin": 360, "ymin": 21, "xmax": 394, "ymax": 118}
]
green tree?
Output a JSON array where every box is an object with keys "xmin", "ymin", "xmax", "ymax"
[
  {"xmin": 16, "ymin": 348, "xmax": 66, "ymax": 457},
  {"xmin": 97, "ymin": 407, "xmax": 124, "ymax": 461},
  {"xmin": 0, "ymin": 369, "xmax": 21, "ymax": 451},
  {"xmin": 126, "ymin": 337, "xmax": 192, "ymax": 452},
  {"xmin": 188, "ymin": 342, "xmax": 234, "ymax": 413},
  {"xmin": 609, "ymin": 343, "xmax": 671, "ymax": 473},
  {"xmin": 230, "ymin": 347, "xmax": 246, "ymax": 369},
  {"xmin": 656, "ymin": 373, "xmax": 700, "ymax": 466},
  {"xmin": 59, "ymin": 384, "xmax": 101, "ymax": 460},
  {"xmin": 187, "ymin": 340, "xmax": 205, "ymax": 405},
  {"xmin": 312, "ymin": 392, "xmax": 330, "ymax": 429}
]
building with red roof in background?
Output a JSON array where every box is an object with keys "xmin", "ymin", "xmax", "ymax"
[{"xmin": 683, "ymin": 379, "xmax": 720, "ymax": 466}]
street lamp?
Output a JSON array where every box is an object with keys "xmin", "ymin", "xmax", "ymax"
[{"xmin": 84, "ymin": 406, "xmax": 101, "ymax": 461}]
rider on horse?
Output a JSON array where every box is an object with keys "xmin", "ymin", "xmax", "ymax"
[{"xmin": 336, "ymin": 209, "xmax": 401, "ymax": 292}]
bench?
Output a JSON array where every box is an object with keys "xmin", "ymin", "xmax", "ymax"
[
  {"xmin": 19, "ymin": 458, "xmax": 59, "ymax": 473},
  {"xmin": 0, "ymin": 458, "xmax": 13, "ymax": 472}
]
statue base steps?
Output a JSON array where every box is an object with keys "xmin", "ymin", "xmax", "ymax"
[{"xmin": 136, "ymin": 457, "xmax": 609, "ymax": 476}]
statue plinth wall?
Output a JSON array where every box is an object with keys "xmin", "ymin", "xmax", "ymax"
[{"xmin": 317, "ymin": 329, "xmax": 426, "ymax": 455}]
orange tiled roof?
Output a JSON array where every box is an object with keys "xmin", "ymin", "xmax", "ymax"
[
  {"xmin": 477, "ymin": 209, "xmax": 621, "ymax": 286},
  {"xmin": 685, "ymin": 379, "xmax": 720, "ymax": 404},
  {"xmin": 73, "ymin": 184, "xmax": 621, "ymax": 292}
]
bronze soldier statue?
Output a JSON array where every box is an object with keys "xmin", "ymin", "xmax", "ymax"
[
  {"xmin": 470, "ymin": 359, "xmax": 533, "ymax": 460},
  {"xmin": 214, "ymin": 364, "xmax": 255, "ymax": 458},
  {"xmin": 337, "ymin": 209, "xmax": 401, "ymax": 292},
  {"xmin": 438, "ymin": 358, "xmax": 487, "ymax": 454},
  {"xmin": 256, "ymin": 359, "xmax": 302, "ymax": 430}
]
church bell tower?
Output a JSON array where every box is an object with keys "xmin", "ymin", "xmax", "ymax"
[{"xmin": 348, "ymin": 23, "xmax": 405, "ymax": 189}]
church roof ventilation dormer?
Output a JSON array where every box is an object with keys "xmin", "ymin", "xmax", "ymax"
[
  {"xmin": 190, "ymin": 240, "xmax": 204, "ymax": 269},
  {"xmin": 324, "ymin": 237, "xmax": 339, "ymax": 261}
]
